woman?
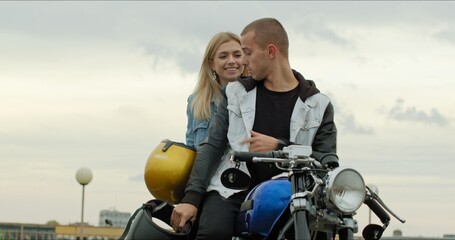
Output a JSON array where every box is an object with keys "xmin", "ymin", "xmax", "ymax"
[{"xmin": 186, "ymin": 32, "xmax": 245, "ymax": 148}]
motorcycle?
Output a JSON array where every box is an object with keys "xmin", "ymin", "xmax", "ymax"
[{"xmin": 222, "ymin": 145, "xmax": 406, "ymax": 240}]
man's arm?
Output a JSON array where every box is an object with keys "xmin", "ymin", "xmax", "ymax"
[
  {"xmin": 311, "ymin": 102, "xmax": 339, "ymax": 168},
  {"xmin": 180, "ymin": 87, "xmax": 229, "ymax": 207},
  {"xmin": 172, "ymin": 87, "xmax": 230, "ymax": 231}
]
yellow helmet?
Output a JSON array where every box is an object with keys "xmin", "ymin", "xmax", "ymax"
[{"xmin": 144, "ymin": 139, "xmax": 196, "ymax": 204}]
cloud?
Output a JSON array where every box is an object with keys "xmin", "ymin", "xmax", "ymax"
[
  {"xmin": 330, "ymin": 95, "xmax": 374, "ymax": 135},
  {"xmin": 293, "ymin": 18, "xmax": 352, "ymax": 49},
  {"xmin": 433, "ymin": 27, "xmax": 455, "ymax": 44},
  {"xmin": 388, "ymin": 98, "xmax": 450, "ymax": 126},
  {"xmin": 128, "ymin": 174, "xmax": 143, "ymax": 182},
  {"xmin": 140, "ymin": 40, "xmax": 203, "ymax": 75},
  {"xmin": 338, "ymin": 112, "xmax": 375, "ymax": 135}
]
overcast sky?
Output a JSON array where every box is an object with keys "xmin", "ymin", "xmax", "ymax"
[{"xmin": 1, "ymin": 1, "xmax": 454, "ymax": 238}]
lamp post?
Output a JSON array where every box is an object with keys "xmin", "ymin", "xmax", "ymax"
[
  {"xmin": 367, "ymin": 184, "xmax": 378, "ymax": 224},
  {"xmin": 76, "ymin": 167, "xmax": 93, "ymax": 240}
]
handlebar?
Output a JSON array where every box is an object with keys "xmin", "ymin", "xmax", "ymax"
[
  {"xmin": 229, "ymin": 145, "xmax": 313, "ymax": 162},
  {"xmin": 229, "ymin": 150, "xmax": 284, "ymax": 163},
  {"xmin": 228, "ymin": 145, "xmax": 318, "ymax": 171},
  {"xmin": 366, "ymin": 187, "xmax": 406, "ymax": 224},
  {"xmin": 364, "ymin": 195, "xmax": 391, "ymax": 225}
]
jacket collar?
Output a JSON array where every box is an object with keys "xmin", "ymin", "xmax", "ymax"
[{"xmin": 237, "ymin": 69, "xmax": 320, "ymax": 102}]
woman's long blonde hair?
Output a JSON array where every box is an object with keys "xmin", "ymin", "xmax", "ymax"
[{"xmin": 191, "ymin": 32, "xmax": 242, "ymax": 120}]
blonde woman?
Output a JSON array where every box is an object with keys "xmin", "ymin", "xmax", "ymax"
[{"xmin": 186, "ymin": 32, "xmax": 245, "ymax": 148}]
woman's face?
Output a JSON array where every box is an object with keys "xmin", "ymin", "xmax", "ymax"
[{"xmin": 211, "ymin": 40, "xmax": 244, "ymax": 85}]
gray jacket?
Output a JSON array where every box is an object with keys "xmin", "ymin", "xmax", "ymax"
[{"xmin": 181, "ymin": 70, "xmax": 338, "ymax": 207}]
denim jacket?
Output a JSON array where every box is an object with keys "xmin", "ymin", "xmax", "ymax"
[
  {"xmin": 185, "ymin": 94, "xmax": 217, "ymax": 149},
  {"xmin": 206, "ymin": 76, "xmax": 336, "ymax": 198},
  {"xmin": 181, "ymin": 70, "xmax": 338, "ymax": 206}
]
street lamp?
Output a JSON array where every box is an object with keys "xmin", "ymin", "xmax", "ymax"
[
  {"xmin": 367, "ymin": 184, "xmax": 378, "ymax": 224},
  {"xmin": 76, "ymin": 167, "xmax": 93, "ymax": 240}
]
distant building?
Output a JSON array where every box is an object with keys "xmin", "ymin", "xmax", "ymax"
[
  {"xmin": 393, "ymin": 229, "xmax": 403, "ymax": 237},
  {"xmin": 381, "ymin": 229, "xmax": 455, "ymax": 240},
  {"xmin": 99, "ymin": 209, "xmax": 131, "ymax": 227},
  {"xmin": 0, "ymin": 222, "xmax": 123, "ymax": 240},
  {"xmin": 0, "ymin": 222, "xmax": 54, "ymax": 240}
]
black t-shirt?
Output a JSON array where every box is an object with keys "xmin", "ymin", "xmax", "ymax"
[{"xmin": 248, "ymin": 80, "xmax": 300, "ymax": 185}]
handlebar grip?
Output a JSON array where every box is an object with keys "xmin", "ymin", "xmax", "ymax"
[
  {"xmin": 229, "ymin": 151, "xmax": 281, "ymax": 163},
  {"xmin": 364, "ymin": 195, "xmax": 391, "ymax": 224}
]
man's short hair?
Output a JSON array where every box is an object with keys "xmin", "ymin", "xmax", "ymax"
[{"xmin": 241, "ymin": 18, "xmax": 289, "ymax": 57}]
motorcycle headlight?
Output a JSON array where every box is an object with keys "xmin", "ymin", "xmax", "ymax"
[{"xmin": 326, "ymin": 167, "xmax": 366, "ymax": 213}]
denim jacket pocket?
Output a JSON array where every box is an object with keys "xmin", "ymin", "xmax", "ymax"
[
  {"xmin": 192, "ymin": 120, "xmax": 210, "ymax": 147},
  {"xmin": 227, "ymin": 104, "xmax": 242, "ymax": 117},
  {"xmin": 227, "ymin": 103, "xmax": 246, "ymax": 140},
  {"xmin": 295, "ymin": 120, "xmax": 321, "ymax": 145}
]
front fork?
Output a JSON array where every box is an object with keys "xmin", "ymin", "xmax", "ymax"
[
  {"xmin": 289, "ymin": 171, "xmax": 311, "ymax": 240},
  {"xmin": 338, "ymin": 228, "xmax": 354, "ymax": 240},
  {"xmin": 337, "ymin": 217, "xmax": 356, "ymax": 240},
  {"xmin": 289, "ymin": 170, "xmax": 357, "ymax": 240},
  {"xmin": 291, "ymin": 198, "xmax": 310, "ymax": 239}
]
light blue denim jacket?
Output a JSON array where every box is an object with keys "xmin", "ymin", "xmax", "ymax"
[
  {"xmin": 182, "ymin": 70, "xmax": 338, "ymax": 205},
  {"xmin": 206, "ymin": 79, "xmax": 334, "ymax": 197},
  {"xmin": 185, "ymin": 94, "xmax": 217, "ymax": 149}
]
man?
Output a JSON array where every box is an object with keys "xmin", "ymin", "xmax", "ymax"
[{"xmin": 171, "ymin": 17, "xmax": 338, "ymax": 239}]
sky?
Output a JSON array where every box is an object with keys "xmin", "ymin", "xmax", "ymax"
[{"xmin": 1, "ymin": 1, "xmax": 454, "ymax": 238}]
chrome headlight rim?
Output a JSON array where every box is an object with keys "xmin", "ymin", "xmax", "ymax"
[{"xmin": 326, "ymin": 167, "xmax": 366, "ymax": 214}]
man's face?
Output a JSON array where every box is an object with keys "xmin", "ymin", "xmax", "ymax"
[{"xmin": 241, "ymin": 31, "xmax": 268, "ymax": 80}]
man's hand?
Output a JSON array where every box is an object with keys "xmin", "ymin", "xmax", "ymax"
[
  {"xmin": 240, "ymin": 130, "xmax": 279, "ymax": 152},
  {"xmin": 171, "ymin": 203, "xmax": 197, "ymax": 232}
]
